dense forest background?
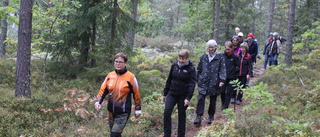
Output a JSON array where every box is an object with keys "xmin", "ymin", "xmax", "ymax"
[{"xmin": 0, "ymin": 0, "xmax": 319, "ymax": 136}]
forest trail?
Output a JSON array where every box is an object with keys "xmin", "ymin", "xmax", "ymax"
[{"xmin": 182, "ymin": 59, "xmax": 266, "ymax": 137}]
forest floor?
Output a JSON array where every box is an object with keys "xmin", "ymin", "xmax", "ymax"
[{"xmin": 179, "ymin": 59, "xmax": 265, "ymax": 137}]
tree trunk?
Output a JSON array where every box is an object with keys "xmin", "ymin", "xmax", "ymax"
[
  {"xmin": 127, "ymin": 0, "xmax": 138, "ymax": 47},
  {"xmin": 213, "ymin": 0, "xmax": 220, "ymax": 42},
  {"xmin": 285, "ymin": 0, "xmax": 296, "ymax": 67},
  {"xmin": 79, "ymin": 31, "xmax": 90, "ymax": 67},
  {"xmin": 0, "ymin": 0, "xmax": 9, "ymax": 57},
  {"xmin": 111, "ymin": 0, "xmax": 118, "ymax": 43},
  {"xmin": 15, "ymin": 0, "xmax": 34, "ymax": 97},
  {"xmin": 225, "ymin": 0, "xmax": 232, "ymax": 41},
  {"xmin": 90, "ymin": 17, "xmax": 96, "ymax": 66},
  {"xmin": 267, "ymin": 0, "xmax": 275, "ymax": 36}
]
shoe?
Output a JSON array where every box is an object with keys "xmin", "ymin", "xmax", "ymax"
[
  {"xmin": 236, "ymin": 100, "xmax": 241, "ymax": 105},
  {"xmin": 220, "ymin": 105, "xmax": 227, "ymax": 110},
  {"xmin": 194, "ymin": 115, "xmax": 201, "ymax": 125},
  {"xmin": 221, "ymin": 107, "xmax": 227, "ymax": 110},
  {"xmin": 208, "ymin": 115, "xmax": 214, "ymax": 124},
  {"xmin": 231, "ymin": 98, "xmax": 235, "ymax": 104}
]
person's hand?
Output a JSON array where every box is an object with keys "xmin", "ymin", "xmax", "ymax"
[
  {"xmin": 184, "ymin": 99, "xmax": 189, "ymax": 106},
  {"xmin": 246, "ymin": 74, "xmax": 250, "ymax": 79},
  {"xmin": 219, "ymin": 82, "xmax": 224, "ymax": 87},
  {"xmin": 135, "ymin": 113, "xmax": 141, "ymax": 118},
  {"xmin": 95, "ymin": 102, "xmax": 101, "ymax": 110},
  {"xmin": 163, "ymin": 96, "xmax": 166, "ymax": 103}
]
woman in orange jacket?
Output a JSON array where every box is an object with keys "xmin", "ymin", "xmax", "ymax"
[{"xmin": 95, "ymin": 52, "xmax": 141, "ymax": 137}]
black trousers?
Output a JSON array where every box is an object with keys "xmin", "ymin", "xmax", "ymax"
[
  {"xmin": 195, "ymin": 93, "xmax": 218, "ymax": 116},
  {"xmin": 220, "ymin": 78, "xmax": 236, "ymax": 108},
  {"xmin": 164, "ymin": 93, "xmax": 188, "ymax": 137},
  {"xmin": 233, "ymin": 76, "xmax": 247, "ymax": 101}
]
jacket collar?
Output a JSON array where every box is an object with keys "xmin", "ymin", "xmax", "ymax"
[{"xmin": 115, "ymin": 67, "xmax": 128, "ymax": 75}]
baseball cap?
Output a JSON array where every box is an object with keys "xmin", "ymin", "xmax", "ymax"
[{"xmin": 238, "ymin": 32, "xmax": 244, "ymax": 37}]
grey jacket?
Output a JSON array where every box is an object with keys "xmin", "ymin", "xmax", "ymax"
[{"xmin": 197, "ymin": 52, "xmax": 226, "ymax": 95}]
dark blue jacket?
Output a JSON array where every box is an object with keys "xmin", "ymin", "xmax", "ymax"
[
  {"xmin": 245, "ymin": 40, "xmax": 258, "ymax": 62},
  {"xmin": 197, "ymin": 53, "xmax": 226, "ymax": 95},
  {"xmin": 163, "ymin": 61, "xmax": 196, "ymax": 101}
]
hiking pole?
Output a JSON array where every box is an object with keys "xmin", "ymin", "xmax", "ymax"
[{"xmin": 234, "ymin": 89, "xmax": 237, "ymax": 112}]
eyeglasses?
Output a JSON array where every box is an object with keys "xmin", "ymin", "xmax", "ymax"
[{"xmin": 114, "ymin": 61, "xmax": 125, "ymax": 64}]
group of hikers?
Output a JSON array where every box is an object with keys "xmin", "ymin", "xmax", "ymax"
[{"xmin": 93, "ymin": 27, "xmax": 285, "ymax": 137}]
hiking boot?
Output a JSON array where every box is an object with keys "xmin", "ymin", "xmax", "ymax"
[
  {"xmin": 194, "ymin": 115, "xmax": 201, "ymax": 125},
  {"xmin": 236, "ymin": 100, "xmax": 241, "ymax": 105},
  {"xmin": 230, "ymin": 98, "xmax": 235, "ymax": 104},
  {"xmin": 208, "ymin": 115, "xmax": 214, "ymax": 124}
]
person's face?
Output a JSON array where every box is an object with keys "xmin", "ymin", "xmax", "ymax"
[
  {"xmin": 232, "ymin": 38, "xmax": 239, "ymax": 45},
  {"xmin": 114, "ymin": 57, "xmax": 126, "ymax": 71},
  {"xmin": 207, "ymin": 45, "xmax": 217, "ymax": 54},
  {"xmin": 247, "ymin": 37, "xmax": 253, "ymax": 43},
  {"xmin": 273, "ymin": 35, "xmax": 278, "ymax": 39},
  {"xmin": 235, "ymin": 29, "xmax": 240, "ymax": 34},
  {"xmin": 238, "ymin": 36, "xmax": 243, "ymax": 41},
  {"xmin": 240, "ymin": 47, "xmax": 246, "ymax": 53},
  {"xmin": 178, "ymin": 56, "xmax": 188, "ymax": 65},
  {"xmin": 225, "ymin": 46, "xmax": 233, "ymax": 54}
]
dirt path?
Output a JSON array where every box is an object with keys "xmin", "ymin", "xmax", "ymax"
[{"xmin": 183, "ymin": 60, "xmax": 265, "ymax": 137}]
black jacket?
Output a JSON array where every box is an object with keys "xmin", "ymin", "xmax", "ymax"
[
  {"xmin": 197, "ymin": 53, "xmax": 226, "ymax": 95},
  {"xmin": 163, "ymin": 60, "xmax": 196, "ymax": 101},
  {"xmin": 222, "ymin": 53, "xmax": 240, "ymax": 80},
  {"xmin": 237, "ymin": 52, "xmax": 252, "ymax": 76}
]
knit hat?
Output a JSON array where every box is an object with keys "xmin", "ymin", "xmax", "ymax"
[
  {"xmin": 247, "ymin": 33, "xmax": 254, "ymax": 38},
  {"xmin": 269, "ymin": 32, "xmax": 273, "ymax": 36}
]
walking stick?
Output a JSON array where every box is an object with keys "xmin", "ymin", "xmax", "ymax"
[{"xmin": 234, "ymin": 88, "xmax": 237, "ymax": 112}]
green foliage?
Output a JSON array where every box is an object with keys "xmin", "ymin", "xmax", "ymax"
[
  {"xmin": 243, "ymin": 82, "xmax": 275, "ymax": 110},
  {"xmin": 0, "ymin": 58, "xmax": 15, "ymax": 86},
  {"xmin": 196, "ymin": 109, "xmax": 237, "ymax": 137},
  {"xmin": 296, "ymin": 1, "xmax": 320, "ymax": 36},
  {"xmin": 138, "ymin": 10, "xmax": 165, "ymax": 38},
  {"xmin": 294, "ymin": 23, "xmax": 320, "ymax": 53},
  {"xmin": 0, "ymin": 90, "xmax": 78, "ymax": 136},
  {"xmin": 306, "ymin": 49, "xmax": 320, "ymax": 69},
  {"xmin": 136, "ymin": 69, "xmax": 165, "ymax": 98}
]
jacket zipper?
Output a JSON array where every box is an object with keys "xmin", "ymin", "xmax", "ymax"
[
  {"xmin": 112, "ymin": 73, "xmax": 120, "ymax": 113},
  {"xmin": 240, "ymin": 55, "xmax": 244, "ymax": 76}
]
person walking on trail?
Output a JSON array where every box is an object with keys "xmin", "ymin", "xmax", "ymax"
[
  {"xmin": 95, "ymin": 52, "xmax": 141, "ymax": 137},
  {"xmin": 220, "ymin": 41, "xmax": 240, "ymax": 110},
  {"xmin": 231, "ymin": 27, "xmax": 241, "ymax": 39},
  {"xmin": 163, "ymin": 49, "xmax": 196, "ymax": 137},
  {"xmin": 231, "ymin": 36, "xmax": 241, "ymax": 55},
  {"xmin": 231, "ymin": 42, "xmax": 251, "ymax": 105},
  {"xmin": 263, "ymin": 32, "xmax": 274, "ymax": 70},
  {"xmin": 194, "ymin": 40, "xmax": 226, "ymax": 126},
  {"xmin": 245, "ymin": 33, "xmax": 258, "ymax": 77},
  {"xmin": 237, "ymin": 32, "xmax": 244, "ymax": 44},
  {"xmin": 269, "ymin": 32, "xmax": 282, "ymax": 66}
]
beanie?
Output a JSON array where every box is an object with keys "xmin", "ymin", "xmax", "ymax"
[{"xmin": 247, "ymin": 33, "xmax": 254, "ymax": 38}]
